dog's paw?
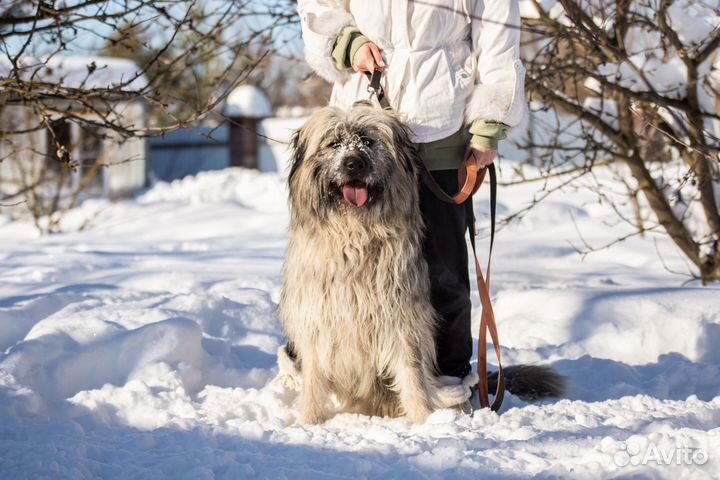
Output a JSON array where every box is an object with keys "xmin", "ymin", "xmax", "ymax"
[
  {"xmin": 405, "ymin": 404, "xmax": 432, "ymax": 424},
  {"xmin": 275, "ymin": 346, "xmax": 302, "ymax": 391},
  {"xmin": 275, "ymin": 372, "xmax": 302, "ymax": 391},
  {"xmin": 298, "ymin": 412, "xmax": 328, "ymax": 425},
  {"xmin": 298, "ymin": 405, "xmax": 330, "ymax": 425}
]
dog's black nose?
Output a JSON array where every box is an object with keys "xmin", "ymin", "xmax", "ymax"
[{"xmin": 343, "ymin": 154, "xmax": 368, "ymax": 174}]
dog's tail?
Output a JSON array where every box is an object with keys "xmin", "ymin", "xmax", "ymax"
[{"xmin": 487, "ymin": 365, "xmax": 568, "ymax": 401}]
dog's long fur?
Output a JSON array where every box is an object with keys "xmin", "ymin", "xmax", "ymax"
[
  {"xmin": 279, "ymin": 103, "xmax": 567, "ymax": 424},
  {"xmin": 279, "ymin": 104, "xmax": 441, "ymax": 424}
]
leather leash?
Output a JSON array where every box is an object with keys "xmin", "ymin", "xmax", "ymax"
[
  {"xmin": 366, "ymin": 68, "xmax": 505, "ymax": 412},
  {"xmin": 420, "ymin": 155, "xmax": 505, "ymax": 411}
]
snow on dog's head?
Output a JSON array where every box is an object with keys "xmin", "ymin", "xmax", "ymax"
[{"xmin": 287, "ymin": 103, "xmax": 420, "ymax": 223}]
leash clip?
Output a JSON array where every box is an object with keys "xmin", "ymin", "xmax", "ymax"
[{"xmin": 366, "ymin": 69, "xmax": 384, "ymax": 103}]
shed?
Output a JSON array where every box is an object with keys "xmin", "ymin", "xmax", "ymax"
[
  {"xmin": 0, "ymin": 56, "xmax": 148, "ymax": 199},
  {"xmin": 224, "ymin": 85, "xmax": 272, "ymax": 169}
]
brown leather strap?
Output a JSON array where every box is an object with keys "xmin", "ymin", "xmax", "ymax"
[
  {"xmin": 418, "ymin": 154, "xmax": 481, "ymax": 205},
  {"xmin": 455, "ymin": 154, "xmax": 481, "ymax": 205},
  {"xmin": 422, "ymin": 162, "xmax": 504, "ymax": 412},
  {"xmin": 467, "ymin": 165, "xmax": 504, "ymax": 411}
]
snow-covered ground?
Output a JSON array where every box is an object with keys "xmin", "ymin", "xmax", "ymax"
[{"xmin": 1, "ymin": 166, "xmax": 719, "ymax": 479}]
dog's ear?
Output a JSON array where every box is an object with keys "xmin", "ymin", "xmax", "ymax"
[{"xmin": 288, "ymin": 128, "xmax": 306, "ymax": 187}]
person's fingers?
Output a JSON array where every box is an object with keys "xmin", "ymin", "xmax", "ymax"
[
  {"xmin": 351, "ymin": 50, "xmax": 364, "ymax": 72},
  {"xmin": 364, "ymin": 56, "xmax": 376, "ymax": 73},
  {"xmin": 478, "ymin": 150, "xmax": 497, "ymax": 167},
  {"xmin": 352, "ymin": 43, "xmax": 385, "ymax": 73},
  {"xmin": 368, "ymin": 43, "xmax": 385, "ymax": 69},
  {"xmin": 352, "ymin": 45, "xmax": 367, "ymax": 72},
  {"xmin": 467, "ymin": 146, "xmax": 497, "ymax": 168}
]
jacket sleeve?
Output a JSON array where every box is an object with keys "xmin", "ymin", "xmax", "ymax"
[
  {"xmin": 469, "ymin": 120, "xmax": 508, "ymax": 149},
  {"xmin": 465, "ymin": 0, "xmax": 528, "ymax": 131},
  {"xmin": 297, "ymin": 0, "xmax": 357, "ymax": 83},
  {"xmin": 331, "ymin": 26, "xmax": 371, "ymax": 70}
]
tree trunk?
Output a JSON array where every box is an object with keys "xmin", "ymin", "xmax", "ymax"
[{"xmin": 622, "ymin": 152, "xmax": 701, "ymax": 267}]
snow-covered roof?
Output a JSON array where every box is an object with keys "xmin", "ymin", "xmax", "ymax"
[
  {"xmin": 0, "ymin": 55, "xmax": 148, "ymax": 91},
  {"xmin": 224, "ymin": 85, "xmax": 272, "ymax": 118},
  {"xmin": 0, "ymin": 0, "xmax": 32, "ymax": 16}
]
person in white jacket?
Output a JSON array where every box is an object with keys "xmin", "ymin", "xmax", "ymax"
[{"xmin": 282, "ymin": 0, "xmax": 528, "ymax": 409}]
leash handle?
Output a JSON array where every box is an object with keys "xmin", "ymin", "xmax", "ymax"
[
  {"xmin": 455, "ymin": 154, "xmax": 481, "ymax": 205},
  {"xmin": 419, "ymin": 155, "xmax": 482, "ymax": 205}
]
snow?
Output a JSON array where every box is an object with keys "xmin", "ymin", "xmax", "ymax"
[
  {"xmin": 666, "ymin": 2, "xmax": 720, "ymax": 48},
  {"xmin": 224, "ymin": 85, "xmax": 273, "ymax": 118},
  {"xmin": 1, "ymin": 164, "xmax": 719, "ymax": 478},
  {"xmin": 0, "ymin": 55, "xmax": 148, "ymax": 91},
  {"xmin": 258, "ymin": 116, "xmax": 308, "ymax": 173}
]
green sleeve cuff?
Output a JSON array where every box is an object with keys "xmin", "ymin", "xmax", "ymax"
[
  {"xmin": 469, "ymin": 120, "xmax": 509, "ymax": 150},
  {"xmin": 348, "ymin": 34, "xmax": 371, "ymax": 68},
  {"xmin": 331, "ymin": 26, "xmax": 370, "ymax": 70}
]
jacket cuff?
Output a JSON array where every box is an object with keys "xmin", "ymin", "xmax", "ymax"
[
  {"xmin": 469, "ymin": 120, "xmax": 508, "ymax": 150},
  {"xmin": 348, "ymin": 34, "xmax": 371, "ymax": 68},
  {"xmin": 331, "ymin": 26, "xmax": 370, "ymax": 70}
]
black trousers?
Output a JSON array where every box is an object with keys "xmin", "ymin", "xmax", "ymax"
[
  {"xmin": 419, "ymin": 170, "xmax": 473, "ymax": 379},
  {"xmin": 286, "ymin": 170, "xmax": 473, "ymax": 379}
]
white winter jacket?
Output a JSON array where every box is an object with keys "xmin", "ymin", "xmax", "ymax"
[{"xmin": 298, "ymin": 0, "xmax": 528, "ymax": 143}]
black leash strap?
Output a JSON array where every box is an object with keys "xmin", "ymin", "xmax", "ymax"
[
  {"xmin": 366, "ymin": 69, "xmax": 391, "ymax": 109},
  {"xmin": 418, "ymin": 166, "xmax": 456, "ymax": 204},
  {"xmin": 465, "ymin": 164, "xmax": 498, "ymax": 264}
]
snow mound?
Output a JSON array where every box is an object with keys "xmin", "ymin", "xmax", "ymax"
[{"xmin": 140, "ymin": 168, "xmax": 287, "ymax": 212}]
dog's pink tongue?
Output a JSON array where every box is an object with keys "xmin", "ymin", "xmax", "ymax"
[{"xmin": 342, "ymin": 184, "xmax": 368, "ymax": 208}]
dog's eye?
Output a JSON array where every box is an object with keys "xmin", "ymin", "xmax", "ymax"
[
  {"xmin": 361, "ymin": 137, "xmax": 372, "ymax": 147},
  {"xmin": 329, "ymin": 141, "xmax": 342, "ymax": 150}
]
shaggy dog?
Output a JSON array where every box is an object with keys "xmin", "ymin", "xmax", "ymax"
[
  {"xmin": 279, "ymin": 103, "xmax": 566, "ymax": 424},
  {"xmin": 279, "ymin": 103, "xmax": 441, "ymax": 424}
]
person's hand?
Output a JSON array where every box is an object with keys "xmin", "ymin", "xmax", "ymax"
[
  {"xmin": 466, "ymin": 144, "xmax": 497, "ymax": 169},
  {"xmin": 352, "ymin": 42, "xmax": 385, "ymax": 73}
]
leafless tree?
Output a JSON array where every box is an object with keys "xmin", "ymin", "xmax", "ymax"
[{"xmin": 517, "ymin": 0, "xmax": 720, "ymax": 283}]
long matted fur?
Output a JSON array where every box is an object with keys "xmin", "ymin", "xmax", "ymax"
[{"xmin": 279, "ymin": 103, "xmax": 442, "ymax": 424}]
